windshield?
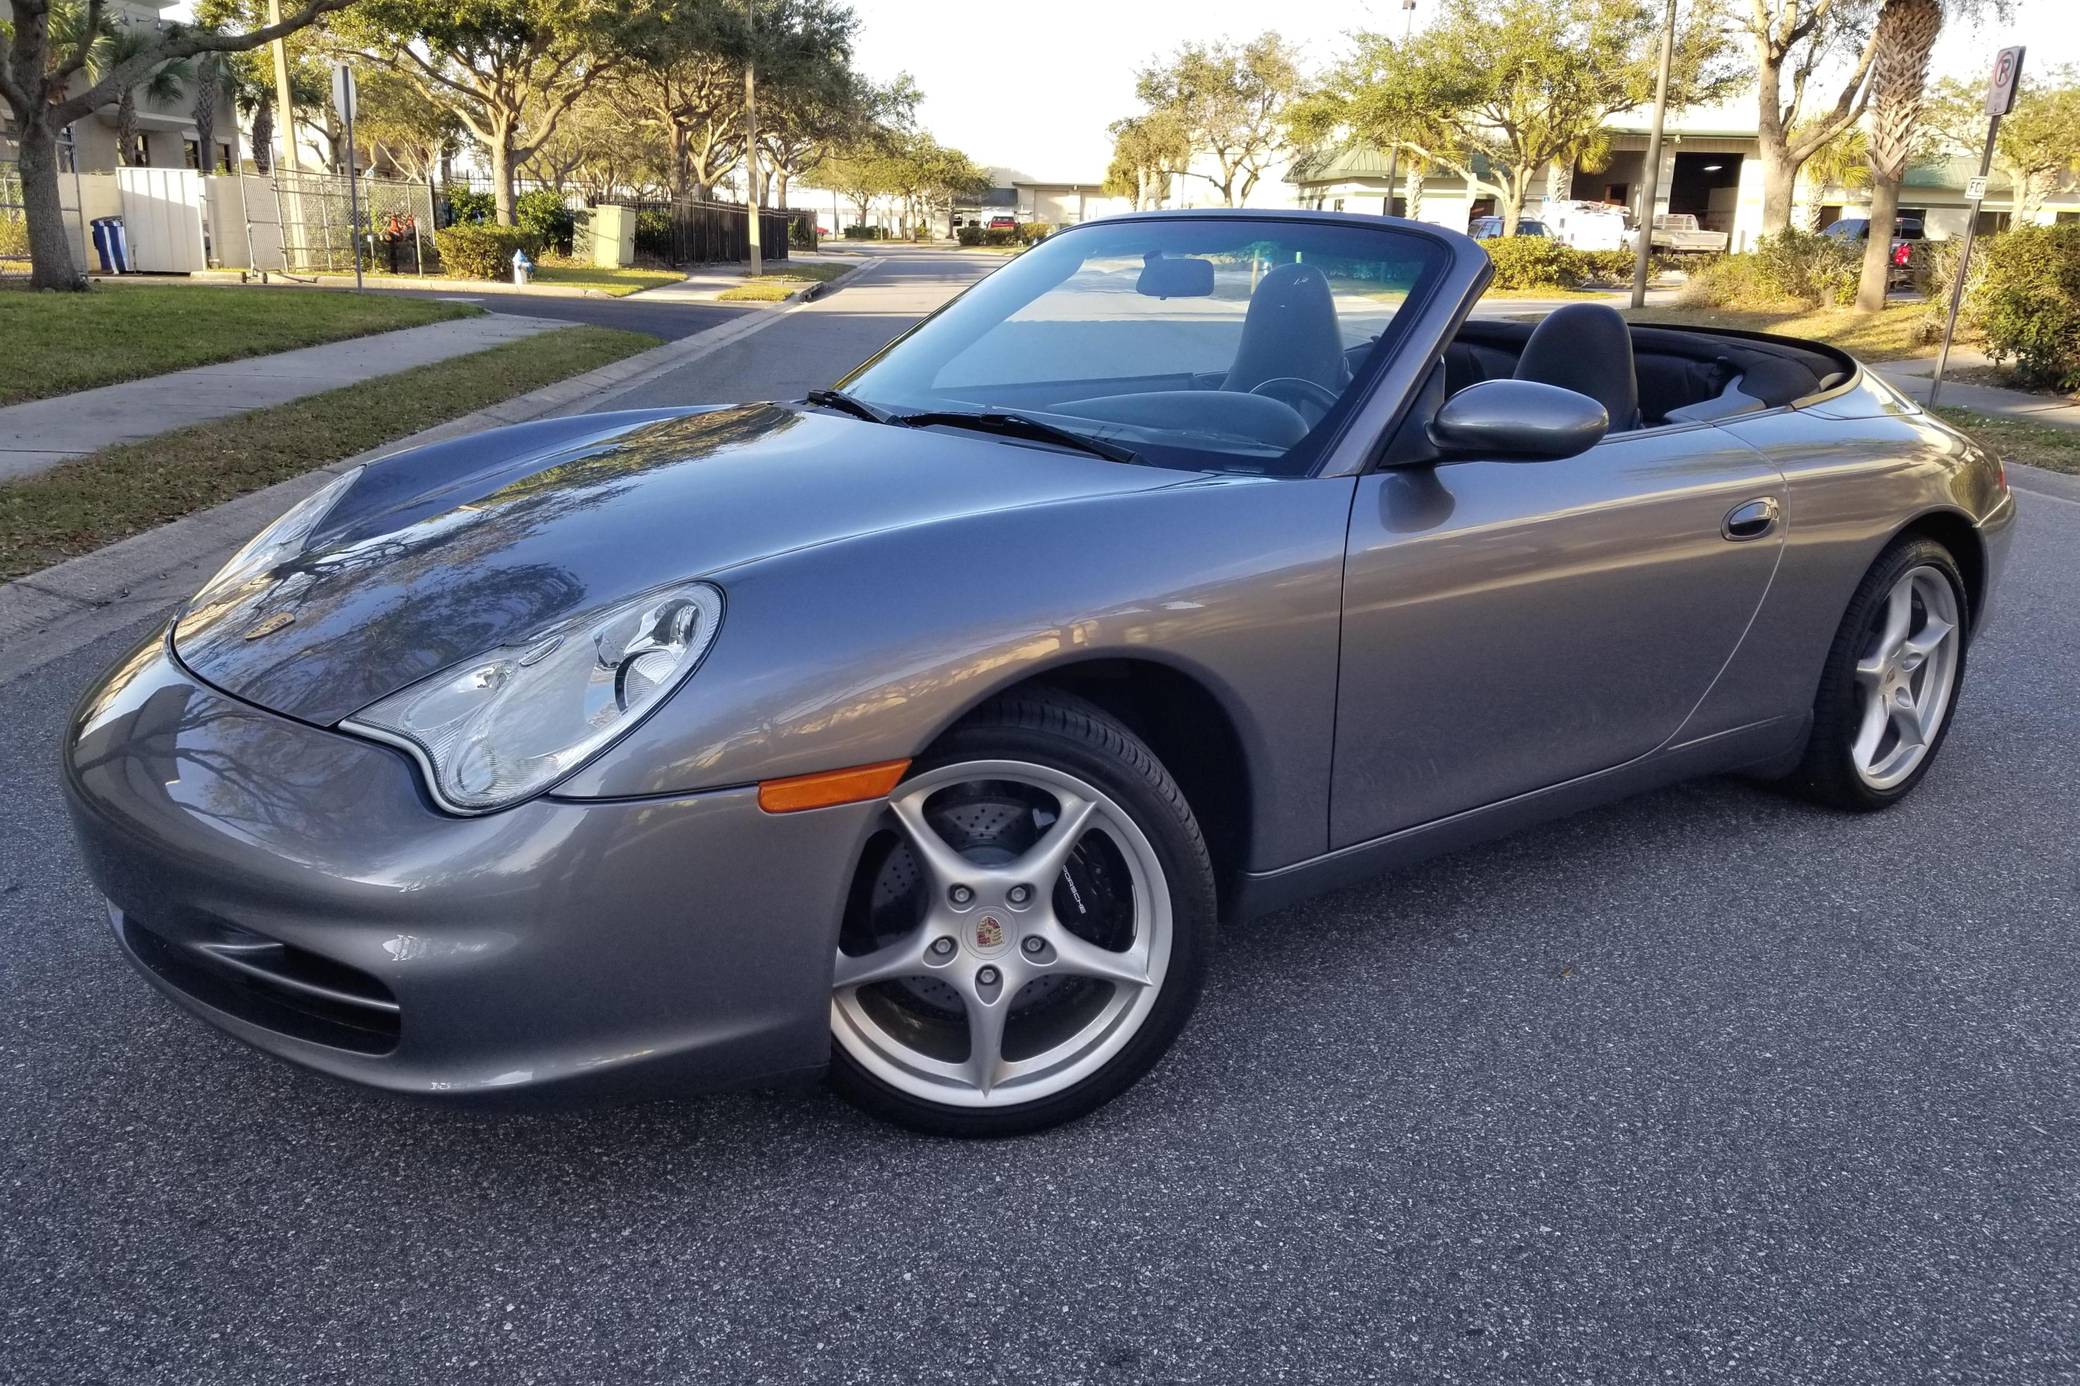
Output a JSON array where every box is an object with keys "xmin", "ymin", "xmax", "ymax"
[{"xmin": 839, "ymin": 216, "xmax": 1448, "ymax": 476}]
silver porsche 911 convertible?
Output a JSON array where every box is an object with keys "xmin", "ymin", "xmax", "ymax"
[{"xmin": 63, "ymin": 211, "xmax": 2015, "ymax": 1136}]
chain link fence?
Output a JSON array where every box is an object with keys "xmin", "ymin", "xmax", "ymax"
[
  {"xmin": 1, "ymin": 162, "xmax": 30, "ymax": 281},
  {"xmin": 239, "ymin": 170, "xmax": 438, "ymax": 276}
]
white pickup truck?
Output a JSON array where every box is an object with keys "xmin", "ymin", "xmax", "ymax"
[{"xmin": 1639, "ymin": 213, "xmax": 1730, "ymax": 255}]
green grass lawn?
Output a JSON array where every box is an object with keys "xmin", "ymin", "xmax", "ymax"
[
  {"xmin": 0, "ymin": 324, "xmax": 657, "ymax": 579},
  {"xmin": 528, "ymin": 264, "xmax": 686, "ymax": 296},
  {"xmin": 716, "ymin": 262, "xmax": 852, "ymax": 302},
  {"xmin": 0, "ymin": 283, "xmax": 479, "ymax": 407},
  {"xmin": 1623, "ymin": 302, "xmax": 1935, "ymax": 362},
  {"xmin": 1931, "ymin": 406, "xmax": 2080, "ymax": 476}
]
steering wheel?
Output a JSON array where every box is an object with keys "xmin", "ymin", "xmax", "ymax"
[{"xmin": 1248, "ymin": 376, "xmax": 1341, "ymax": 423}]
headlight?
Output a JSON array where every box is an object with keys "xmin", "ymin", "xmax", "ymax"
[
  {"xmin": 198, "ymin": 466, "xmax": 365, "ymax": 600},
  {"xmin": 341, "ymin": 582, "xmax": 723, "ymax": 814}
]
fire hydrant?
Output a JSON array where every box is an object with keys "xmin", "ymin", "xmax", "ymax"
[{"xmin": 512, "ymin": 248, "xmax": 533, "ymax": 287}]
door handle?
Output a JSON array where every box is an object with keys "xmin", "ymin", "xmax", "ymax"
[{"xmin": 1723, "ymin": 497, "xmax": 1780, "ymax": 542}]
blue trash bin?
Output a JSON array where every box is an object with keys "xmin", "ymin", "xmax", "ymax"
[
  {"xmin": 106, "ymin": 216, "xmax": 130, "ymax": 274},
  {"xmin": 90, "ymin": 218, "xmax": 116, "ymax": 274}
]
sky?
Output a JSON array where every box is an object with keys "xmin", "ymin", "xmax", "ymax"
[{"xmin": 844, "ymin": 0, "xmax": 2080, "ymax": 182}]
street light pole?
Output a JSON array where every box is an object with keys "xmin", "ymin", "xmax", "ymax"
[
  {"xmin": 267, "ymin": 0, "xmax": 298, "ymax": 173},
  {"xmin": 1630, "ymin": 0, "xmax": 1677, "ymax": 308},
  {"xmin": 1380, "ymin": 0, "xmax": 1417, "ymax": 217},
  {"xmin": 743, "ymin": 0, "xmax": 762, "ymax": 276}
]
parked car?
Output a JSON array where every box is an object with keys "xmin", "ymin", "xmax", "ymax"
[
  {"xmin": 1541, "ymin": 200, "xmax": 1631, "ymax": 252},
  {"xmin": 64, "ymin": 210, "xmax": 2014, "ymax": 1137},
  {"xmin": 1635, "ymin": 212, "xmax": 1730, "ymax": 255},
  {"xmin": 1822, "ymin": 215, "xmax": 1924, "ymax": 285},
  {"xmin": 1469, "ymin": 215, "xmax": 1549, "ymax": 240},
  {"xmin": 988, "ymin": 215, "xmax": 1017, "ymax": 231}
]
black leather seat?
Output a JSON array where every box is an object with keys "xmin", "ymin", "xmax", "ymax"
[
  {"xmin": 1222, "ymin": 262, "xmax": 1348, "ymax": 395},
  {"xmin": 1513, "ymin": 303, "xmax": 1641, "ymax": 432}
]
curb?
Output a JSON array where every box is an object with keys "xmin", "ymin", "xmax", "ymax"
[{"xmin": 0, "ymin": 255, "xmax": 881, "ymax": 685}]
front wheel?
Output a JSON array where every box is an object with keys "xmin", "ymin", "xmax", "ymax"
[
  {"xmin": 1791, "ymin": 537, "xmax": 1969, "ymax": 810},
  {"xmin": 827, "ymin": 690, "xmax": 1216, "ymax": 1137}
]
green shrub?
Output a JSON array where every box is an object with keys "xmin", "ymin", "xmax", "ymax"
[
  {"xmin": 1577, "ymin": 248, "xmax": 1634, "ymax": 283},
  {"xmin": 444, "ymin": 188, "xmax": 495, "ymax": 226},
  {"xmin": 0, "ymin": 212, "xmax": 27, "ymax": 261},
  {"xmin": 1969, "ymin": 223, "xmax": 2080, "ymax": 391},
  {"xmin": 843, "ymin": 223, "xmax": 884, "ymax": 240},
  {"xmin": 1679, "ymin": 230, "xmax": 1858, "ymax": 308},
  {"xmin": 1017, "ymin": 220, "xmax": 1052, "ymax": 245},
  {"xmin": 633, "ymin": 207, "xmax": 674, "ymax": 262},
  {"xmin": 956, "ymin": 224, "xmax": 984, "ymax": 246},
  {"xmin": 434, "ymin": 223, "xmax": 541, "ymax": 280},
  {"xmin": 982, "ymin": 226, "xmax": 1018, "ymax": 246},
  {"xmin": 1481, "ymin": 236, "xmax": 1591, "ymax": 290},
  {"xmin": 788, "ymin": 214, "xmax": 818, "ymax": 250},
  {"xmin": 513, "ymin": 188, "xmax": 574, "ymax": 256}
]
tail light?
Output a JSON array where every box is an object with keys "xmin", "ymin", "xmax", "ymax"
[{"xmin": 1893, "ymin": 242, "xmax": 1911, "ymax": 267}]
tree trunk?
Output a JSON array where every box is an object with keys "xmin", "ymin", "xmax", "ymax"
[
  {"xmin": 1855, "ymin": 175, "xmax": 1902, "ymax": 311},
  {"xmin": 490, "ymin": 132, "xmax": 516, "ymax": 226},
  {"xmin": 1500, "ymin": 176, "xmax": 1525, "ymax": 236},
  {"xmin": 252, "ymin": 96, "xmax": 275, "ymax": 174},
  {"xmin": 774, "ymin": 170, "xmax": 790, "ymax": 210},
  {"xmin": 17, "ymin": 118, "xmax": 86, "ymax": 290},
  {"xmin": 118, "ymin": 91, "xmax": 140, "ymax": 166},
  {"xmin": 1757, "ymin": 134, "xmax": 1799, "ymax": 234},
  {"xmin": 1406, "ymin": 164, "xmax": 1425, "ymax": 222}
]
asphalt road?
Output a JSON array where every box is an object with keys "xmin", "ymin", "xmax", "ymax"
[{"xmin": 4, "ymin": 248, "xmax": 2078, "ymax": 1384}]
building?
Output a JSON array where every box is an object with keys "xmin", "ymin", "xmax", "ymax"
[
  {"xmin": 1286, "ymin": 96, "xmax": 2080, "ymax": 246},
  {"xmin": 0, "ymin": 0, "xmax": 241, "ymax": 174}
]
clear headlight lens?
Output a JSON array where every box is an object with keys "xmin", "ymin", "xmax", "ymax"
[
  {"xmin": 341, "ymin": 582, "xmax": 723, "ymax": 814},
  {"xmin": 199, "ymin": 466, "xmax": 365, "ymax": 600}
]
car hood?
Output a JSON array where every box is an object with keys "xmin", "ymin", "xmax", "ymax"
[{"xmin": 172, "ymin": 404, "xmax": 1186, "ymax": 725}]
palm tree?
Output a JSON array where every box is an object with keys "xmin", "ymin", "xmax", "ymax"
[
  {"xmin": 103, "ymin": 24, "xmax": 195, "ymax": 168},
  {"xmin": 1797, "ymin": 126, "xmax": 1871, "ymax": 229},
  {"xmin": 190, "ymin": 53, "xmax": 232, "ymax": 174},
  {"xmin": 1855, "ymin": 0, "xmax": 1942, "ymax": 311}
]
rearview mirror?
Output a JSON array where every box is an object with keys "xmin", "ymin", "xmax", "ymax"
[
  {"xmin": 1428, "ymin": 379, "xmax": 1609, "ymax": 461},
  {"xmin": 1137, "ymin": 254, "xmax": 1214, "ymax": 298}
]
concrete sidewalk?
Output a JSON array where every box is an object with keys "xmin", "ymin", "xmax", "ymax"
[
  {"xmin": 0, "ymin": 313, "xmax": 558, "ymax": 482},
  {"xmin": 635, "ymin": 250, "xmax": 868, "ymax": 304},
  {"xmin": 1873, "ymin": 352, "xmax": 2080, "ymax": 428}
]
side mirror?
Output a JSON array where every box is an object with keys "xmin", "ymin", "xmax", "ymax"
[{"xmin": 1428, "ymin": 379, "xmax": 1609, "ymax": 461}]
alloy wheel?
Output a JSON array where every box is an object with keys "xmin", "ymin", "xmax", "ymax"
[
  {"xmin": 831, "ymin": 759, "xmax": 1173, "ymax": 1109},
  {"xmin": 1850, "ymin": 564, "xmax": 1961, "ymax": 791}
]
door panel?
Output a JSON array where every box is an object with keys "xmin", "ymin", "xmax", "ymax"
[{"xmin": 1331, "ymin": 428, "xmax": 1783, "ymax": 848}]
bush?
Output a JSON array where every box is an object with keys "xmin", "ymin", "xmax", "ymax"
[
  {"xmin": 0, "ymin": 212, "xmax": 27, "ymax": 262},
  {"xmin": 1481, "ymin": 236, "xmax": 1591, "ymax": 290},
  {"xmin": 1678, "ymin": 230, "xmax": 1857, "ymax": 308},
  {"xmin": 434, "ymin": 222, "xmax": 541, "ymax": 280},
  {"xmin": 842, "ymin": 223, "xmax": 884, "ymax": 240},
  {"xmin": 788, "ymin": 214, "xmax": 818, "ymax": 250},
  {"xmin": 1969, "ymin": 223, "xmax": 2080, "ymax": 391},
  {"xmin": 956, "ymin": 224, "xmax": 984, "ymax": 246},
  {"xmin": 1017, "ymin": 221, "xmax": 1052, "ymax": 245},
  {"xmin": 982, "ymin": 226, "xmax": 1018, "ymax": 246},
  {"xmin": 513, "ymin": 188, "xmax": 574, "ymax": 256},
  {"xmin": 444, "ymin": 188, "xmax": 495, "ymax": 226},
  {"xmin": 633, "ymin": 207, "xmax": 674, "ymax": 262}
]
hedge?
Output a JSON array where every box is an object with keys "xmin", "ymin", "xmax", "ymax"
[
  {"xmin": 513, "ymin": 189, "xmax": 575, "ymax": 257},
  {"xmin": 1965, "ymin": 223, "xmax": 2080, "ymax": 391},
  {"xmin": 1678, "ymin": 230, "xmax": 1858, "ymax": 308},
  {"xmin": 433, "ymin": 223, "xmax": 541, "ymax": 280},
  {"xmin": 1481, "ymin": 236, "xmax": 1591, "ymax": 290}
]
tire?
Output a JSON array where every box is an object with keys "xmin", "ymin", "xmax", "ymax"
[
  {"xmin": 1790, "ymin": 536, "xmax": 1970, "ymax": 811},
  {"xmin": 827, "ymin": 688, "xmax": 1216, "ymax": 1137}
]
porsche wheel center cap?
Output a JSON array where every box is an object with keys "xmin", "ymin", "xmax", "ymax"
[{"xmin": 968, "ymin": 912, "xmax": 1013, "ymax": 959}]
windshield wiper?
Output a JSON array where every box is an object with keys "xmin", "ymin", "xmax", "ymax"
[
  {"xmin": 804, "ymin": 388, "xmax": 900, "ymax": 426},
  {"xmin": 896, "ymin": 410, "xmax": 1139, "ymax": 465}
]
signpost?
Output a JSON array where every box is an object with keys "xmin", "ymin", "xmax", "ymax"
[
  {"xmin": 331, "ymin": 63, "xmax": 363, "ymax": 292},
  {"xmin": 1930, "ymin": 45, "xmax": 2024, "ymax": 406}
]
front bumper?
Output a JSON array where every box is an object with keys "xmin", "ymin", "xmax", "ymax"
[{"xmin": 60, "ymin": 628, "xmax": 881, "ymax": 1107}]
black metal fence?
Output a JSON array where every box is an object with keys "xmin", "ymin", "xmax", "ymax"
[{"xmin": 631, "ymin": 198, "xmax": 795, "ymax": 266}]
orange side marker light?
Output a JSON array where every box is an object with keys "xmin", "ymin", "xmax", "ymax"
[{"xmin": 757, "ymin": 758, "xmax": 911, "ymax": 813}]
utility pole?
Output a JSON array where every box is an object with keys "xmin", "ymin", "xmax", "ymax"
[
  {"xmin": 744, "ymin": 0, "xmax": 762, "ymax": 276},
  {"xmin": 1629, "ymin": 0, "xmax": 1677, "ymax": 308},
  {"xmin": 267, "ymin": 0, "xmax": 299, "ymax": 173},
  {"xmin": 1380, "ymin": 0, "xmax": 1417, "ymax": 217},
  {"xmin": 1931, "ymin": 45, "xmax": 2024, "ymax": 406}
]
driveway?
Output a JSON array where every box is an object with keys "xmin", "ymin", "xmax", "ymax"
[{"xmin": 2, "ymin": 247, "xmax": 2075, "ymax": 1384}]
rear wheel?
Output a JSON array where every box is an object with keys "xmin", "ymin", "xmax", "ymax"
[
  {"xmin": 1792, "ymin": 538, "xmax": 1969, "ymax": 810},
  {"xmin": 827, "ymin": 691, "xmax": 1215, "ymax": 1137}
]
